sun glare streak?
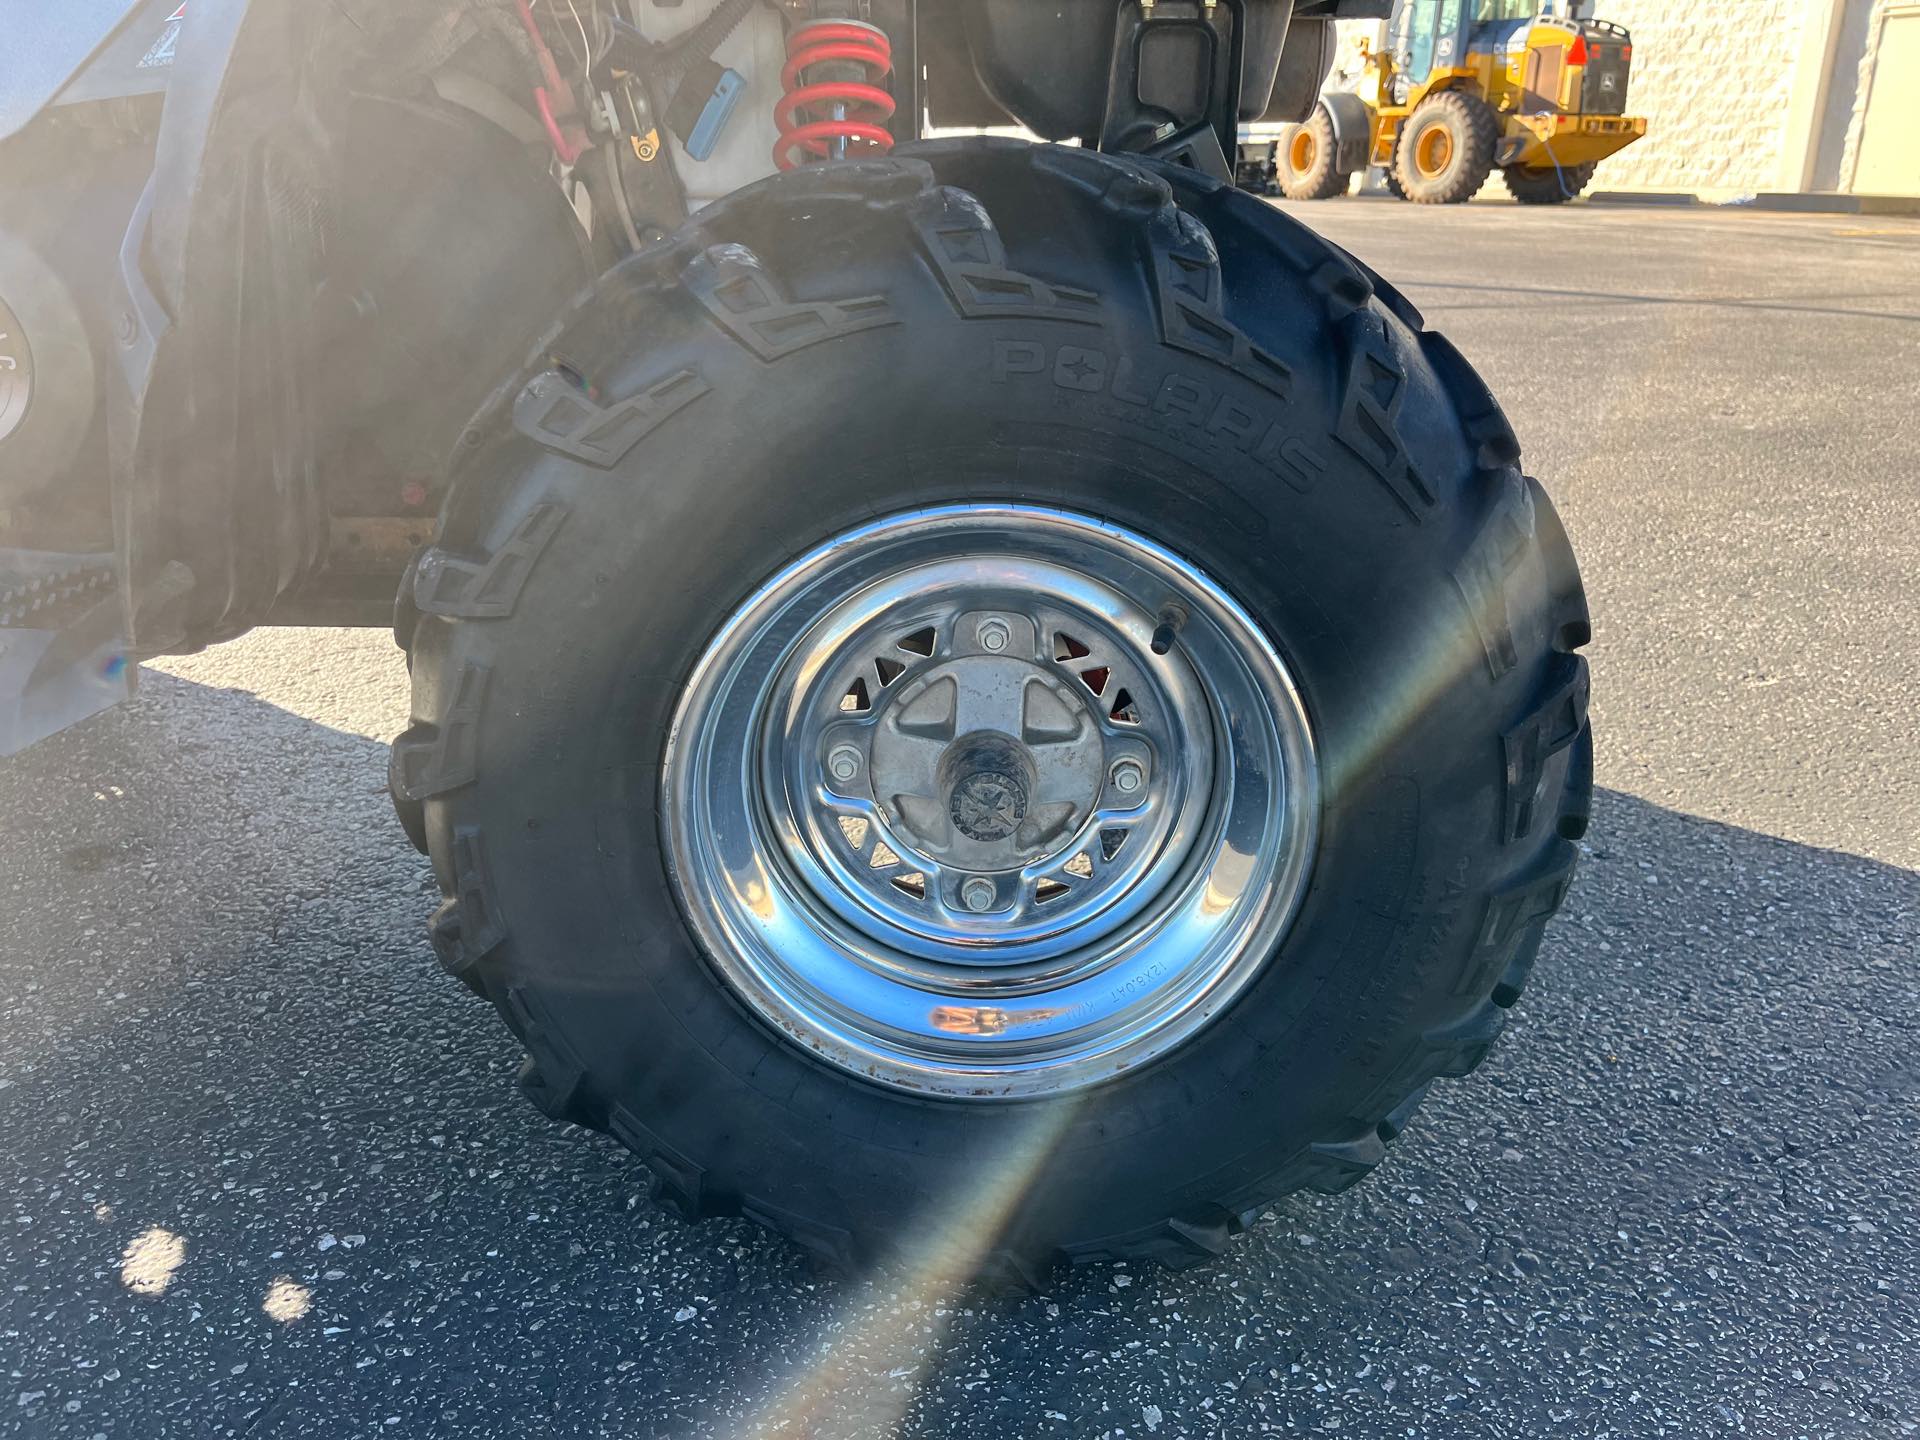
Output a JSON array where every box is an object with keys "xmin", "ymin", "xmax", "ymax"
[
  {"xmin": 733, "ymin": 1095, "xmax": 1086, "ymax": 1437},
  {"xmin": 1319, "ymin": 558, "xmax": 1508, "ymax": 811},
  {"xmin": 119, "ymin": 1227, "xmax": 186, "ymax": 1296}
]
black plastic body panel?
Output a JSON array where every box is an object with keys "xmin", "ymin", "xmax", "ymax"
[
  {"xmin": 100, "ymin": 0, "xmax": 592, "ymax": 650},
  {"xmin": 102, "ymin": 0, "xmax": 315, "ymax": 650},
  {"xmin": 956, "ymin": 0, "xmax": 1113, "ymax": 142},
  {"xmin": 1261, "ymin": 14, "xmax": 1335, "ymax": 123},
  {"xmin": 951, "ymin": 0, "xmax": 1282, "ymax": 142},
  {"xmin": 924, "ymin": 0, "xmax": 1373, "ymax": 140},
  {"xmin": 1581, "ymin": 33, "xmax": 1633, "ymax": 116}
]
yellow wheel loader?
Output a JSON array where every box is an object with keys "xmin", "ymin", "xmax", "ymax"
[{"xmin": 1270, "ymin": 0, "xmax": 1648, "ymax": 204}]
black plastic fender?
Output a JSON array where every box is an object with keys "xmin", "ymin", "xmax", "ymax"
[
  {"xmin": 1320, "ymin": 90, "xmax": 1375, "ymax": 174},
  {"xmin": 104, "ymin": 0, "xmax": 333, "ymax": 651},
  {"xmin": 1259, "ymin": 14, "xmax": 1332, "ymax": 124}
]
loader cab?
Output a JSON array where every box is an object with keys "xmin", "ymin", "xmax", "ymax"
[
  {"xmin": 1391, "ymin": 0, "xmax": 1511, "ymax": 90},
  {"xmin": 1391, "ymin": 0, "xmax": 1470, "ymax": 91},
  {"xmin": 1390, "ymin": 0, "xmax": 1551, "ymax": 92}
]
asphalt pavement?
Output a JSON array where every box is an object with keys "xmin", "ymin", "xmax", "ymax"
[{"xmin": 2, "ymin": 197, "xmax": 1916, "ymax": 1439}]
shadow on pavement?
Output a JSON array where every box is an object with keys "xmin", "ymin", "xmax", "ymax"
[{"xmin": 1, "ymin": 672, "xmax": 1913, "ymax": 1438}]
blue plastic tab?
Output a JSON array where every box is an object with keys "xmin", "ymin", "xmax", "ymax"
[{"xmin": 686, "ymin": 68, "xmax": 746, "ymax": 162}]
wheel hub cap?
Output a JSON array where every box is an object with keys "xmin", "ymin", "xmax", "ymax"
[
  {"xmin": 949, "ymin": 759, "xmax": 1026, "ymax": 844},
  {"xmin": 662, "ymin": 505, "xmax": 1319, "ymax": 1098}
]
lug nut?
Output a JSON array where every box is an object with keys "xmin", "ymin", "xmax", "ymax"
[
  {"xmin": 828, "ymin": 745, "xmax": 862, "ymax": 783},
  {"xmin": 1111, "ymin": 759, "xmax": 1146, "ymax": 795},
  {"xmin": 977, "ymin": 618, "xmax": 1011, "ymax": 653},
  {"xmin": 960, "ymin": 877, "xmax": 997, "ymax": 913}
]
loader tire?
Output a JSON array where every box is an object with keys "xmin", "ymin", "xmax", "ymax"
[
  {"xmin": 1393, "ymin": 91, "xmax": 1498, "ymax": 204},
  {"xmin": 1504, "ymin": 161, "xmax": 1596, "ymax": 205},
  {"xmin": 1275, "ymin": 105, "xmax": 1352, "ymax": 200},
  {"xmin": 391, "ymin": 138, "xmax": 1591, "ymax": 1284}
]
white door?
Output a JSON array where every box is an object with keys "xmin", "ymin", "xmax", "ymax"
[{"xmin": 1854, "ymin": 7, "xmax": 1920, "ymax": 195}]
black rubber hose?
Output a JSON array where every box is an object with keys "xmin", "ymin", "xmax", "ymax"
[{"xmin": 612, "ymin": 0, "xmax": 763, "ymax": 91}]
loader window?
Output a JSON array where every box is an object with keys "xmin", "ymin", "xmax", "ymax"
[
  {"xmin": 1436, "ymin": 0, "xmax": 1467, "ymax": 64},
  {"xmin": 1407, "ymin": 0, "xmax": 1440, "ymax": 77}
]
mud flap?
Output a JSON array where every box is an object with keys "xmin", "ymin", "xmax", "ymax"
[{"xmin": 1321, "ymin": 91, "xmax": 1375, "ymax": 174}]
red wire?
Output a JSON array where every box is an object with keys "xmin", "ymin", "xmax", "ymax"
[
  {"xmin": 536, "ymin": 87, "xmax": 588, "ymax": 166},
  {"xmin": 513, "ymin": 0, "xmax": 569, "ymax": 102},
  {"xmin": 514, "ymin": 0, "xmax": 586, "ymax": 165}
]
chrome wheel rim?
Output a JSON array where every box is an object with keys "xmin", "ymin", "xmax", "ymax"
[{"xmin": 661, "ymin": 505, "xmax": 1319, "ymax": 1098}]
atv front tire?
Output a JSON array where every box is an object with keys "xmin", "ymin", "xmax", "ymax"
[{"xmin": 392, "ymin": 138, "xmax": 1591, "ymax": 1282}]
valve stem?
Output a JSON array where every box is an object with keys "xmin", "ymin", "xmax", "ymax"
[{"xmin": 1150, "ymin": 604, "xmax": 1188, "ymax": 656}]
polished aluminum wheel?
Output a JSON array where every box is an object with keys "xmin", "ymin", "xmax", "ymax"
[{"xmin": 662, "ymin": 505, "xmax": 1318, "ymax": 1098}]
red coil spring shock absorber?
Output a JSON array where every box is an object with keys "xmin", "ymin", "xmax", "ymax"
[{"xmin": 773, "ymin": 18, "xmax": 896, "ymax": 170}]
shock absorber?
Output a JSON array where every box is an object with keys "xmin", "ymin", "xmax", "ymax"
[{"xmin": 773, "ymin": 18, "xmax": 895, "ymax": 170}]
